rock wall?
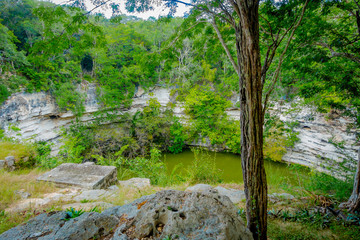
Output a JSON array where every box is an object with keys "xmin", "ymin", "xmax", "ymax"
[
  {"xmin": 272, "ymin": 102, "xmax": 358, "ymax": 175},
  {"xmin": 0, "ymin": 84, "xmax": 358, "ymax": 173}
]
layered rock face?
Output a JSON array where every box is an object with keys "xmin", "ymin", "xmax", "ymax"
[
  {"xmin": 0, "ymin": 85, "xmax": 358, "ymax": 172},
  {"xmin": 272, "ymin": 101, "xmax": 358, "ymax": 174},
  {"xmin": 0, "ymin": 83, "xmax": 100, "ymax": 146}
]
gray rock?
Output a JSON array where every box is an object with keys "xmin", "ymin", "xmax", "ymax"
[
  {"xmin": 269, "ymin": 193, "xmax": 295, "ymax": 201},
  {"xmin": 118, "ymin": 178, "xmax": 150, "ymax": 189},
  {"xmin": 106, "ymin": 190, "xmax": 253, "ymax": 240},
  {"xmin": 0, "ymin": 211, "xmax": 118, "ymax": 240},
  {"xmin": 1, "ymin": 190, "xmax": 253, "ymax": 240},
  {"xmin": 14, "ymin": 190, "xmax": 31, "ymax": 199},
  {"xmin": 134, "ymin": 86, "xmax": 145, "ymax": 97},
  {"xmin": 214, "ymin": 186, "xmax": 246, "ymax": 204},
  {"xmin": 82, "ymin": 161, "xmax": 95, "ymax": 165},
  {"xmin": 108, "ymin": 185, "xmax": 119, "ymax": 191},
  {"xmin": 0, "ymin": 160, "xmax": 5, "ymax": 169},
  {"xmin": 61, "ymin": 202, "xmax": 114, "ymax": 211},
  {"xmin": 5, "ymin": 156, "xmax": 15, "ymax": 167},
  {"xmin": 72, "ymin": 189, "xmax": 113, "ymax": 202},
  {"xmin": 6, "ymin": 198, "xmax": 52, "ymax": 213},
  {"xmin": 185, "ymin": 183, "xmax": 213, "ymax": 193},
  {"xmin": 37, "ymin": 163, "xmax": 117, "ymax": 189}
]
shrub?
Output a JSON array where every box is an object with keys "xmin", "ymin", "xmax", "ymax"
[{"xmin": 34, "ymin": 141, "xmax": 60, "ymax": 169}]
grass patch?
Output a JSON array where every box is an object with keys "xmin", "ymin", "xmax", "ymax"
[
  {"xmin": 268, "ymin": 218, "xmax": 360, "ymax": 240},
  {"xmin": 0, "ymin": 169, "xmax": 58, "ymax": 210},
  {"xmin": 268, "ymin": 219, "xmax": 334, "ymax": 240},
  {"xmin": 0, "ymin": 141, "xmax": 35, "ymax": 162}
]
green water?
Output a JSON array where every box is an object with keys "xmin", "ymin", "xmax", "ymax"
[{"xmin": 163, "ymin": 149, "xmax": 304, "ymax": 186}]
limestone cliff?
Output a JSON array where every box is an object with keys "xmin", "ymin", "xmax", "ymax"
[{"xmin": 0, "ymin": 84, "xmax": 358, "ymax": 173}]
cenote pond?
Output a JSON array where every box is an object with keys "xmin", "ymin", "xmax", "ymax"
[{"xmin": 163, "ymin": 149, "xmax": 306, "ymax": 186}]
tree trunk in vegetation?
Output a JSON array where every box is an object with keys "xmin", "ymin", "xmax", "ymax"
[
  {"xmin": 236, "ymin": 2, "xmax": 267, "ymax": 240},
  {"xmin": 344, "ymin": 148, "xmax": 360, "ymax": 212}
]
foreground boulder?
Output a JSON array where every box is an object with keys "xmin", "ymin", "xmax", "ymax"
[
  {"xmin": 37, "ymin": 162, "xmax": 117, "ymax": 189},
  {"xmin": 0, "ymin": 190, "xmax": 253, "ymax": 240}
]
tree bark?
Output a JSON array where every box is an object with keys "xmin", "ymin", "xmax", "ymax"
[
  {"xmin": 343, "ymin": 148, "xmax": 360, "ymax": 212},
  {"xmin": 236, "ymin": 2, "xmax": 267, "ymax": 239}
]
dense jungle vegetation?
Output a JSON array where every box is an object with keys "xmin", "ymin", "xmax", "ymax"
[{"xmin": 0, "ymin": 0, "xmax": 360, "ymax": 239}]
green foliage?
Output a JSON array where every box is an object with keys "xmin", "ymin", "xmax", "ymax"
[
  {"xmin": 284, "ymin": 121, "xmax": 300, "ymax": 148},
  {"xmin": 0, "ymin": 85, "xmax": 10, "ymax": 104},
  {"xmin": 306, "ymin": 171, "xmax": 353, "ymax": 202},
  {"xmin": 124, "ymin": 148, "xmax": 168, "ymax": 185},
  {"xmin": 54, "ymin": 83, "xmax": 85, "ymax": 117},
  {"xmin": 87, "ymin": 99, "xmax": 187, "ymax": 159},
  {"xmin": 59, "ymin": 122, "xmax": 95, "ymax": 164},
  {"xmin": 34, "ymin": 141, "xmax": 59, "ymax": 169},
  {"xmin": 187, "ymin": 148, "xmax": 222, "ymax": 184},
  {"xmin": 0, "ymin": 22, "xmax": 28, "ymax": 69},
  {"xmin": 280, "ymin": 1, "xmax": 360, "ymax": 124},
  {"xmin": 168, "ymin": 117, "xmax": 186, "ymax": 154},
  {"xmin": 95, "ymin": 146, "xmax": 185, "ymax": 186},
  {"xmin": 62, "ymin": 207, "xmax": 85, "ymax": 221},
  {"xmin": 184, "ymin": 85, "xmax": 240, "ymax": 153}
]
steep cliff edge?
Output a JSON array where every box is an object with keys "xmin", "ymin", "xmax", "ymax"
[{"xmin": 0, "ymin": 85, "xmax": 358, "ymax": 173}]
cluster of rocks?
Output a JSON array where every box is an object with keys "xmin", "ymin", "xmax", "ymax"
[
  {"xmin": 0, "ymin": 156, "xmax": 15, "ymax": 171},
  {"xmin": 0, "ymin": 190, "xmax": 254, "ymax": 240}
]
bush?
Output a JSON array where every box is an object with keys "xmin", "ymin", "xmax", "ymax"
[
  {"xmin": 59, "ymin": 122, "xmax": 95, "ymax": 163},
  {"xmin": 34, "ymin": 141, "xmax": 60, "ymax": 169}
]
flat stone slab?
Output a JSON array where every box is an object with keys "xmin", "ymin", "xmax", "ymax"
[{"xmin": 37, "ymin": 163, "xmax": 117, "ymax": 189}]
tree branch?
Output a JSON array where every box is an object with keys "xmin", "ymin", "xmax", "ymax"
[
  {"xmin": 158, "ymin": 20, "xmax": 208, "ymax": 52},
  {"xmin": 317, "ymin": 42, "xmax": 360, "ymax": 64},
  {"xmin": 211, "ymin": 18, "xmax": 239, "ymax": 75},
  {"xmin": 59, "ymin": 0, "xmax": 112, "ymax": 37},
  {"xmin": 262, "ymin": 0, "xmax": 309, "ymax": 114}
]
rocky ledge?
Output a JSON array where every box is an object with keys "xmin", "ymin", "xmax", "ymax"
[{"xmin": 0, "ymin": 190, "xmax": 253, "ymax": 240}]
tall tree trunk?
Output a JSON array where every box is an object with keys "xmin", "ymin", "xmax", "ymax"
[
  {"xmin": 343, "ymin": 148, "xmax": 360, "ymax": 212},
  {"xmin": 236, "ymin": 2, "xmax": 267, "ymax": 240}
]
